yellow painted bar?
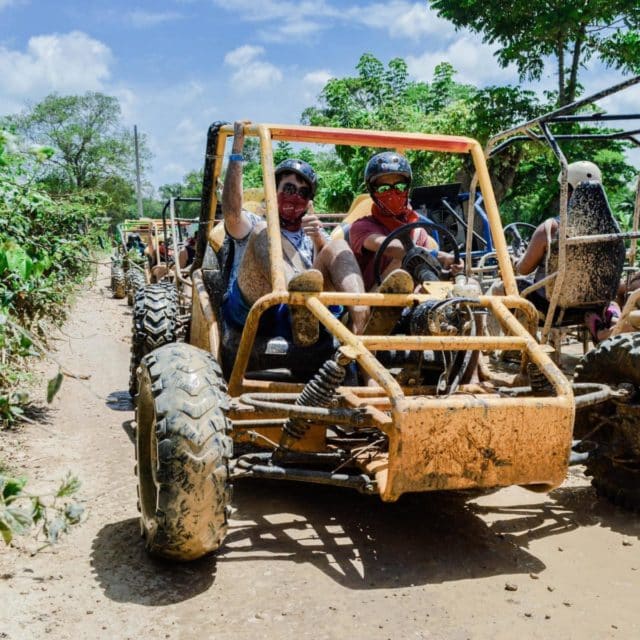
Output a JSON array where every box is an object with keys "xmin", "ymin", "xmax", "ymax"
[
  {"xmin": 254, "ymin": 124, "xmax": 287, "ymax": 292},
  {"xmin": 468, "ymin": 142, "xmax": 518, "ymax": 297}
]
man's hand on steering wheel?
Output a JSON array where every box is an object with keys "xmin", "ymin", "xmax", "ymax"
[{"xmin": 439, "ymin": 252, "xmax": 464, "ymax": 276}]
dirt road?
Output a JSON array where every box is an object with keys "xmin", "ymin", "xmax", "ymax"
[{"xmin": 1, "ymin": 266, "xmax": 639, "ymax": 640}]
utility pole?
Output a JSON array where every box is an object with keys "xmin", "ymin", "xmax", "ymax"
[{"xmin": 134, "ymin": 125, "xmax": 143, "ymax": 218}]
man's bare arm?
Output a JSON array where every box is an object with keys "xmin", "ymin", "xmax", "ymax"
[
  {"xmin": 515, "ymin": 221, "xmax": 550, "ymax": 275},
  {"xmin": 363, "ymin": 233, "xmax": 405, "ymax": 258},
  {"xmin": 222, "ymin": 121, "xmax": 253, "ymax": 239}
]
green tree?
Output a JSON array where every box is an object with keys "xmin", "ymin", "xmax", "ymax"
[
  {"xmin": 157, "ymin": 169, "xmax": 203, "ymax": 219},
  {"xmin": 429, "ymin": 1, "xmax": 640, "ymax": 105},
  {"xmin": 6, "ymin": 92, "xmax": 150, "ymax": 199},
  {"xmin": 303, "ymin": 54, "xmax": 543, "ymax": 204}
]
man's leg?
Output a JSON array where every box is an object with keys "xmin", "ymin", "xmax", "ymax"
[{"xmin": 314, "ymin": 238, "xmax": 368, "ymax": 333}]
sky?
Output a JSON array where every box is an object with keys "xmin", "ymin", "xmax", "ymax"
[{"xmin": 1, "ymin": 0, "xmax": 639, "ymax": 193}]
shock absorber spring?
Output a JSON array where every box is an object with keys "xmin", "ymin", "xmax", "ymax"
[{"xmin": 279, "ymin": 357, "xmax": 347, "ymax": 450}]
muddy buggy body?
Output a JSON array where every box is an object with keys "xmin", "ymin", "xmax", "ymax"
[{"xmin": 132, "ymin": 122, "xmax": 621, "ymax": 562}]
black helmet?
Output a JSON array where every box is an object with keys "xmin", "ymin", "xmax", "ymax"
[
  {"xmin": 364, "ymin": 152, "xmax": 412, "ymax": 193},
  {"xmin": 275, "ymin": 158, "xmax": 318, "ymax": 198}
]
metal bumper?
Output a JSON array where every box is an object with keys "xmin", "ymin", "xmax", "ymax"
[{"xmin": 376, "ymin": 395, "xmax": 574, "ymax": 501}]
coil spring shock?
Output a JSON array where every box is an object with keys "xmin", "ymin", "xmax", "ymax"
[
  {"xmin": 527, "ymin": 362, "xmax": 553, "ymax": 393},
  {"xmin": 279, "ymin": 357, "xmax": 347, "ymax": 450}
]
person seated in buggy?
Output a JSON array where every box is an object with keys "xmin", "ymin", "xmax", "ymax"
[
  {"xmin": 219, "ymin": 121, "xmax": 368, "ymax": 347},
  {"xmin": 348, "ymin": 151, "xmax": 465, "ymax": 334},
  {"xmin": 126, "ymin": 233, "xmax": 146, "ymax": 256}
]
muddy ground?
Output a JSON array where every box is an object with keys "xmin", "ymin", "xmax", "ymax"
[{"xmin": 1, "ymin": 264, "xmax": 639, "ymax": 640}]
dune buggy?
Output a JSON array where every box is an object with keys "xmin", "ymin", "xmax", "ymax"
[
  {"xmin": 131, "ymin": 121, "xmax": 625, "ymax": 561},
  {"xmin": 478, "ymin": 75, "xmax": 640, "ymax": 509}
]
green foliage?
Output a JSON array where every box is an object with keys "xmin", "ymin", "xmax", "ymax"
[
  {"xmin": 429, "ymin": 1, "xmax": 640, "ymax": 105},
  {"xmin": 0, "ymin": 473, "xmax": 83, "ymax": 547},
  {"xmin": 498, "ymin": 127, "xmax": 637, "ymax": 225},
  {"xmin": 157, "ymin": 169, "xmax": 203, "ymax": 219},
  {"xmin": 302, "ymin": 54, "xmax": 546, "ymax": 208},
  {"xmin": 0, "ymin": 128, "xmax": 108, "ymax": 420},
  {"xmin": 3, "ymin": 92, "xmax": 148, "ymax": 230}
]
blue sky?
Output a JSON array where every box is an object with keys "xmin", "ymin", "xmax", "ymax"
[{"xmin": 1, "ymin": 0, "xmax": 637, "ymax": 192}]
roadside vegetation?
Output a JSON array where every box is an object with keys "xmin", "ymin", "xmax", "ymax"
[{"xmin": 0, "ymin": 94, "xmax": 140, "ymax": 544}]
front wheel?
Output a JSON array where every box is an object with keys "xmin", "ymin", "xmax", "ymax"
[
  {"xmin": 135, "ymin": 342, "xmax": 233, "ymax": 560},
  {"xmin": 126, "ymin": 269, "xmax": 145, "ymax": 306}
]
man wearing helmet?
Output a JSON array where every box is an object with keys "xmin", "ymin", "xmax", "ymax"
[
  {"xmin": 349, "ymin": 151, "xmax": 463, "ymax": 293},
  {"xmin": 221, "ymin": 121, "xmax": 367, "ymax": 341}
]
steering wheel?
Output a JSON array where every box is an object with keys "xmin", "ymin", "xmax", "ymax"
[
  {"xmin": 373, "ymin": 221, "xmax": 461, "ymax": 286},
  {"xmin": 503, "ymin": 222, "xmax": 536, "ymax": 259}
]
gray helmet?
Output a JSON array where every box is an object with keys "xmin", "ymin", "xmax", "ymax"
[
  {"xmin": 275, "ymin": 158, "xmax": 318, "ymax": 198},
  {"xmin": 559, "ymin": 161, "xmax": 602, "ymax": 189},
  {"xmin": 365, "ymin": 152, "xmax": 412, "ymax": 192}
]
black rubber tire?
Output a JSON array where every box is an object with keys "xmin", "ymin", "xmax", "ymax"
[
  {"xmin": 135, "ymin": 342, "xmax": 232, "ymax": 560},
  {"xmin": 112, "ymin": 265, "xmax": 126, "ymax": 299},
  {"xmin": 129, "ymin": 283, "xmax": 179, "ymax": 397},
  {"xmin": 126, "ymin": 269, "xmax": 145, "ymax": 306},
  {"xmin": 574, "ymin": 332, "xmax": 640, "ymax": 510}
]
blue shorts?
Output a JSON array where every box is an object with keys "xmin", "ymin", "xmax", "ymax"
[{"xmin": 222, "ymin": 279, "xmax": 343, "ymax": 339}]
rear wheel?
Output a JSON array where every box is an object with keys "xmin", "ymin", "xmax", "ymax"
[
  {"xmin": 112, "ymin": 265, "xmax": 126, "ymax": 299},
  {"xmin": 574, "ymin": 333, "xmax": 640, "ymax": 510},
  {"xmin": 136, "ymin": 342, "xmax": 232, "ymax": 560},
  {"xmin": 129, "ymin": 283, "xmax": 179, "ymax": 396},
  {"xmin": 126, "ymin": 269, "xmax": 145, "ymax": 306}
]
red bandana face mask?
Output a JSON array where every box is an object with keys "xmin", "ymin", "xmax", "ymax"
[
  {"xmin": 375, "ymin": 189, "xmax": 409, "ymax": 216},
  {"xmin": 371, "ymin": 190, "xmax": 418, "ymax": 232},
  {"xmin": 278, "ymin": 192, "xmax": 308, "ymax": 230}
]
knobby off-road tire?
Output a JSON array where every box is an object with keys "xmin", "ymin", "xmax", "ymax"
[
  {"xmin": 129, "ymin": 283, "xmax": 179, "ymax": 397},
  {"xmin": 135, "ymin": 342, "xmax": 232, "ymax": 560},
  {"xmin": 111, "ymin": 265, "xmax": 126, "ymax": 299},
  {"xmin": 574, "ymin": 333, "xmax": 640, "ymax": 510},
  {"xmin": 126, "ymin": 269, "xmax": 145, "ymax": 306}
]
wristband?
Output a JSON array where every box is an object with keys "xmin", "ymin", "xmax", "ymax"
[
  {"xmin": 429, "ymin": 249, "xmax": 439, "ymax": 258},
  {"xmin": 229, "ymin": 153, "xmax": 244, "ymax": 162}
]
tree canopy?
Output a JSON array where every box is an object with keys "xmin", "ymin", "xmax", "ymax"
[
  {"xmin": 5, "ymin": 92, "xmax": 150, "ymax": 227},
  {"xmin": 302, "ymin": 54, "xmax": 544, "ymax": 205},
  {"xmin": 429, "ymin": 0, "xmax": 640, "ymax": 105}
]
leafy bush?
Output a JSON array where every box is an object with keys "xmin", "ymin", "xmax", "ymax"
[
  {"xmin": 0, "ymin": 473, "xmax": 84, "ymax": 547},
  {"xmin": 0, "ymin": 128, "xmax": 109, "ymax": 424}
]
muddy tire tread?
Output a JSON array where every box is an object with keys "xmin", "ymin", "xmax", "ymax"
[
  {"xmin": 112, "ymin": 266, "xmax": 126, "ymax": 299},
  {"xmin": 574, "ymin": 332, "xmax": 640, "ymax": 510},
  {"xmin": 126, "ymin": 269, "xmax": 145, "ymax": 306},
  {"xmin": 136, "ymin": 343, "xmax": 232, "ymax": 560},
  {"xmin": 129, "ymin": 284, "xmax": 179, "ymax": 396}
]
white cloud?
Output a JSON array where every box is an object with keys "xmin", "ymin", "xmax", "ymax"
[
  {"xmin": 126, "ymin": 10, "xmax": 182, "ymax": 27},
  {"xmin": 212, "ymin": 0, "xmax": 336, "ymax": 42},
  {"xmin": 347, "ymin": 2, "xmax": 451, "ymax": 41},
  {"xmin": 213, "ymin": 0, "xmax": 451, "ymax": 42},
  {"xmin": 224, "ymin": 45, "xmax": 283, "ymax": 92},
  {"xmin": 0, "ymin": 0, "xmax": 19, "ymax": 10},
  {"xmin": 261, "ymin": 19, "xmax": 323, "ymax": 42},
  {"xmin": 212, "ymin": 0, "xmax": 336, "ymax": 21},
  {"xmin": 303, "ymin": 70, "xmax": 332, "ymax": 86},
  {"xmin": 0, "ymin": 31, "xmax": 112, "ymax": 99},
  {"xmin": 224, "ymin": 45, "xmax": 264, "ymax": 67},
  {"xmin": 406, "ymin": 36, "xmax": 519, "ymax": 86}
]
